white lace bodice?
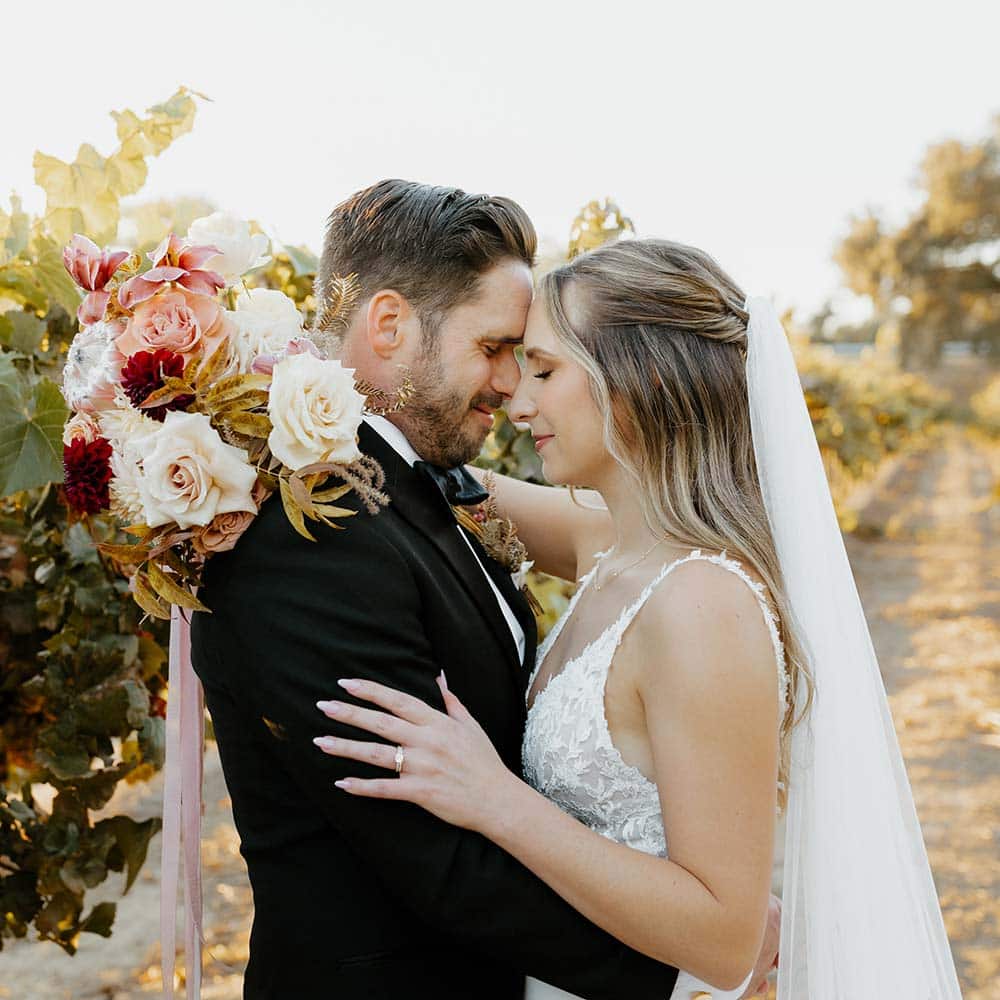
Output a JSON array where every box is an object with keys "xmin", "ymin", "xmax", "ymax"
[{"xmin": 522, "ymin": 548, "xmax": 790, "ymax": 858}]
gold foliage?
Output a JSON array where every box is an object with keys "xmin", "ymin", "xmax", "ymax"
[
  {"xmin": 355, "ymin": 365, "xmax": 415, "ymax": 417},
  {"xmin": 315, "ymin": 272, "xmax": 360, "ymax": 334},
  {"xmin": 568, "ymin": 198, "xmax": 635, "ymax": 260},
  {"xmin": 31, "ymin": 86, "xmax": 207, "ymax": 247}
]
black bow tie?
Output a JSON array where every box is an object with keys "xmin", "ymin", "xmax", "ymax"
[{"xmin": 413, "ymin": 461, "xmax": 489, "ymax": 506}]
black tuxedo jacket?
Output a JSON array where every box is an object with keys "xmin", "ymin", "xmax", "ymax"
[{"xmin": 191, "ymin": 422, "xmax": 679, "ymax": 999}]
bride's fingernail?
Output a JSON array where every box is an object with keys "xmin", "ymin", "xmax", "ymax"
[
  {"xmin": 337, "ymin": 679, "xmax": 360, "ymax": 692},
  {"xmin": 439, "ymin": 670, "xmax": 448, "ymax": 691}
]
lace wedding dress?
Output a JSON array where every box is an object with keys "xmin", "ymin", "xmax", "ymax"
[{"xmin": 522, "ymin": 549, "xmax": 789, "ymax": 1000}]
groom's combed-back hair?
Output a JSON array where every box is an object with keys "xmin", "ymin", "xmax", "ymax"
[
  {"xmin": 540, "ymin": 239, "xmax": 815, "ymax": 815},
  {"xmin": 315, "ymin": 179, "xmax": 536, "ymax": 339}
]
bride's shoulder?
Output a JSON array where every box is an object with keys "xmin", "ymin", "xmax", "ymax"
[{"xmin": 631, "ymin": 550, "xmax": 781, "ymax": 698}]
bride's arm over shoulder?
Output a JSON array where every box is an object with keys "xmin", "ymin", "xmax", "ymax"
[{"xmin": 466, "ymin": 466, "xmax": 613, "ymax": 580}]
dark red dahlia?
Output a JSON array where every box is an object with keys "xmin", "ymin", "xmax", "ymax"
[
  {"xmin": 120, "ymin": 349, "xmax": 193, "ymax": 421},
  {"xmin": 63, "ymin": 436, "xmax": 113, "ymax": 514}
]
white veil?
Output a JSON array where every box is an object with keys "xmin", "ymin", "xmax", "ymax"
[{"xmin": 744, "ymin": 297, "xmax": 963, "ymax": 999}]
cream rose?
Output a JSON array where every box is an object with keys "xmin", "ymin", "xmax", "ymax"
[
  {"xmin": 134, "ymin": 411, "xmax": 258, "ymax": 528},
  {"xmin": 63, "ymin": 411, "xmax": 101, "ymax": 446},
  {"xmin": 187, "ymin": 212, "xmax": 270, "ymax": 285},
  {"xmin": 227, "ymin": 288, "xmax": 304, "ymax": 372},
  {"xmin": 267, "ymin": 354, "xmax": 365, "ymax": 470}
]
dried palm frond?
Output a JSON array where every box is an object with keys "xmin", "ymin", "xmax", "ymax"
[
  {"xmin": 314, "ymin": 272, "xmax": 361, "ymax": 334},
  {"xmin": 355, "ymin": 366, "xmax": 415, "ymax": 417}
]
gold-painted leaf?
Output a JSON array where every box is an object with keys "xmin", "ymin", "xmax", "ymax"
[
  {"xmin": 195, "ymin": 342, "xmax": 231, "ymax": 390},
  {"xmin": 146, "ymin": 561, "xmax": 209, "ymax": 612},
  {"xmin": 139, "ymin": 377, "xmax": 195, "ymax": 409},
  {"xmin": 203, "ymin": 373, "xmax": 271, "ymax": 406},
  {"xmin": 221, "ymin": 412, "xmax": 272, "ymax": 437},
  {"xmin": 287, "ymin": 472, "xmax": 313, "ymax": 515},
  {"xmin": 279, "ymin": 478, "xmax": 315, "ymax": 541},
  {"xmin": 97, "ymin": 542, "xmax": 152, "ymax": 564},
  {"xmin": 315, "ymin": 272, "xmax": 360, "ymax": 333},
  {"xmin": 132, "ymin": 572, "xmax": 172, "ymax": 621},
  {"xmin": 217, "ymin": 391, "xmax": 269, "ymax": 413},
  {"xmin": 312, "ymin": 503, "xmax": 356, "ymax": 520},
  {"xmin": 311, "ymin": 483, "xmax": 352, "ymax": 503}
]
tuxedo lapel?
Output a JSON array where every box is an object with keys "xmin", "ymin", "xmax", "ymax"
[
  {"xmin": 359, "ymin": 424, "xmax": 527, "ymax": 687},
  {"xmin": 458, "ymin": 525, "xmax": 538, "ymax": 680}
]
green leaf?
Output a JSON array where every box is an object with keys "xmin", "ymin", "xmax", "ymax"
[
  {"xmin": 31, "ymin": 233, "xmax": 85, "ymax": 317},
  {"xmin": 2, "ymin": 194, "xmax": 31, "ymax": 258},
  {"xmin": 0, "ymin": 261, "xmax": 48, "ymax": 311},
  {"xmin": 79, "ymin": 899, "xmax": 116, "ymax": 937},
  {"xmin": 65, "ymin": 520, "xmax": 100, "ymax": 567},
  {"xmin": 95, "ymin": 816, "xmax": 160, "ymax": 894},
  {"xmin": 281, "ymin": 243, "xmax": 318, "ymax": 277},
  {"xmin": 0, "ymin": 363, "xmax": 67, "ymax": 497},
  {"xmin": 0, "ymin": 311, "xmax": 46, "ymax": 354}
]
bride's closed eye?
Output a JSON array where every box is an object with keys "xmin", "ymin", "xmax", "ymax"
[{"xmin": 533, "ymin": 370, "xmax": 553, "ymax": 381}]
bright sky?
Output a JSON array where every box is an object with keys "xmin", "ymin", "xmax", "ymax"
[{"xmin": 4, "ymin": 0, "xmax": 998, "ymax": 323}]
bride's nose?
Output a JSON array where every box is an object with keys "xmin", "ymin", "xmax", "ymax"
[{"xmin": 507, "ymin": 380, "xmax": 537, "ymax": 423}]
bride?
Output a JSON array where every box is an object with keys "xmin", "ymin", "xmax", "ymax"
[{"xmin": 315, "ymin": 239, "xmax": 962, "ymax": 999}]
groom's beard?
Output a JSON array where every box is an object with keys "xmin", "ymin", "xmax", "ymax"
[{"xmin": 401, "ymin": 348, "xmax": 502, "ymax": 468}]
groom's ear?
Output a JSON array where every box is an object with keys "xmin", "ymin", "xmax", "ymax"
[{"xmin": 365, "ymin": 288, "xmax": 417, "ymax": 360}]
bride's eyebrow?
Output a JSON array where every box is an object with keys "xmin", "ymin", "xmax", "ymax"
[
  {"xmin": 481, "ymin": 334, "xmax": 524, "ymax": 345},
  {"xmin": 523, "ymin": 347, "xmax": 557, "ymax": 361}
]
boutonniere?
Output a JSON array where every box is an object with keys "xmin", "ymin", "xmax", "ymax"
[{"xmin": 452, "ymin": 471, "xmax": 543, "ymax": 616}]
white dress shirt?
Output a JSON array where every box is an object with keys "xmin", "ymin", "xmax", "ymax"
[{"xmin": 363, "ymin": 415, "xmax": 526, "ymax": 665}]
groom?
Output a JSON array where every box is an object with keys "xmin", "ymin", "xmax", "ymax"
[{"xmin": 192, "ymin": 180, "xmax": 762, "ymax": 998}]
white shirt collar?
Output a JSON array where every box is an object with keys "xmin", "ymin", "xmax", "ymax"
[{"xmin": 363, "ymin": 414, "xmax": 423, "ymax": 468}]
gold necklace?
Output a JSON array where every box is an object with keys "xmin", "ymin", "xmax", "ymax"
[{"xmin": 592, "ymin": 537, "xmax": 667, "ymax": 591}]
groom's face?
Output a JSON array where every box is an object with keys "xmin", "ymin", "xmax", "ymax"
[{"xmin": 397, "ymin": 259, "xmax": 533, "ymax": 467}]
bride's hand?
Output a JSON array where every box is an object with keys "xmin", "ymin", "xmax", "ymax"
[{"xmin": 313, "ymin": 673, "xmax": 518, "ymax": 834}]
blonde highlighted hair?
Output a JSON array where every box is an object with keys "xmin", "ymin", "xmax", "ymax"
[{"xmin": 540, "ymin": 238, "xmax": 815, "ymax": 813}]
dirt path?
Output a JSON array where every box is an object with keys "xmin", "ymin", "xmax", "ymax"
[
  {"xmin": 4, "ymin": 427, "xmax": 997, "ymax": 1000},
  {"xmin": 843, "ymin": 424, "xmax": 1000, "ymax": 999}
]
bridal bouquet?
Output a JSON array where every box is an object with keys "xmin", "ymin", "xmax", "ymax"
[{"xmin": 59, "ymin": 215, "xmax": 387, "ymax": 619}]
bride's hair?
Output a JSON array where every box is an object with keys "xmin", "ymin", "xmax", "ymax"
[{"xmin": 539, "ymin": 238, "xmax": 815, "ymax": 814}]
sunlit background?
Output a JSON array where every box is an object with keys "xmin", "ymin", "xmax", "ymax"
[
  {"xmin": 1, "ymin": 2, "xmax": 998, "ymax": 998},
  {"xmin": 4, "ymin": 0, "xmax": 999, "ymax": 322}
]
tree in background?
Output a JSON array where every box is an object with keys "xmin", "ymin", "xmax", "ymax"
[
  {"xmin": 836, "ymin": 115, "xmax": 1000, "ymax": 369},
  {"xmin": 0, "ymin": 89, "xmax": 204, "ymax": 954}
]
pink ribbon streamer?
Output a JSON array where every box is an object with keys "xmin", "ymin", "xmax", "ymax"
[{"xmin": 161, "ymin": 606, "xmax": 204, "ymax": 998}]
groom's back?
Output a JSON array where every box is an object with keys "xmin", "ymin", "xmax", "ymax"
[{"xmin": 192, "ymin": 474, "xmax": 532, "ymax": 999}]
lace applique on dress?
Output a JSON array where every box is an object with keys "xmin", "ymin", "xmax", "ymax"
[{"xmin": 522, "ymin": 549, "xmax": 789, "ymax": 858}]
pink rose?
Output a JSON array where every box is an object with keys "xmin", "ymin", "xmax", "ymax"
[
  {"xmin": 117, "ymin": 233, "xmax": 225, "ymax": 311},
  {"xmin": 190, "ymin": 478, "xmax": 270, "ymax": 555},
  {"xmin": 115, "ymin": 287, "xmax": 232, "ymax": 360},
  {"xmin": 63, "ymin": 234, "xmax": 129, "ymax": 326},
  {"xmin": 190, "ymin": 509, "xmax": 256, "ymax": 555}
]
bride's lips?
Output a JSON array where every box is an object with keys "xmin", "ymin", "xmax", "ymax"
[{"xmin": 534, "ymin": 434, "xmax": 554, "ymax": 451}]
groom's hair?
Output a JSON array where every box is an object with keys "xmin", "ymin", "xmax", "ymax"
[{"xmin": 315, "ymin": 179, "xmax": 536, "ymax": 338}]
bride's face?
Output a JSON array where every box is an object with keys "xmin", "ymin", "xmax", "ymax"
[{"xmin": 508, "ymin": 296, "xmax": 613, "ymax": 488}]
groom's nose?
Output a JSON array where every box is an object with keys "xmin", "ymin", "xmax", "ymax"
[{"xmin": 490, "ymin": 346, "xmax": 522, "ymax": 399}]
